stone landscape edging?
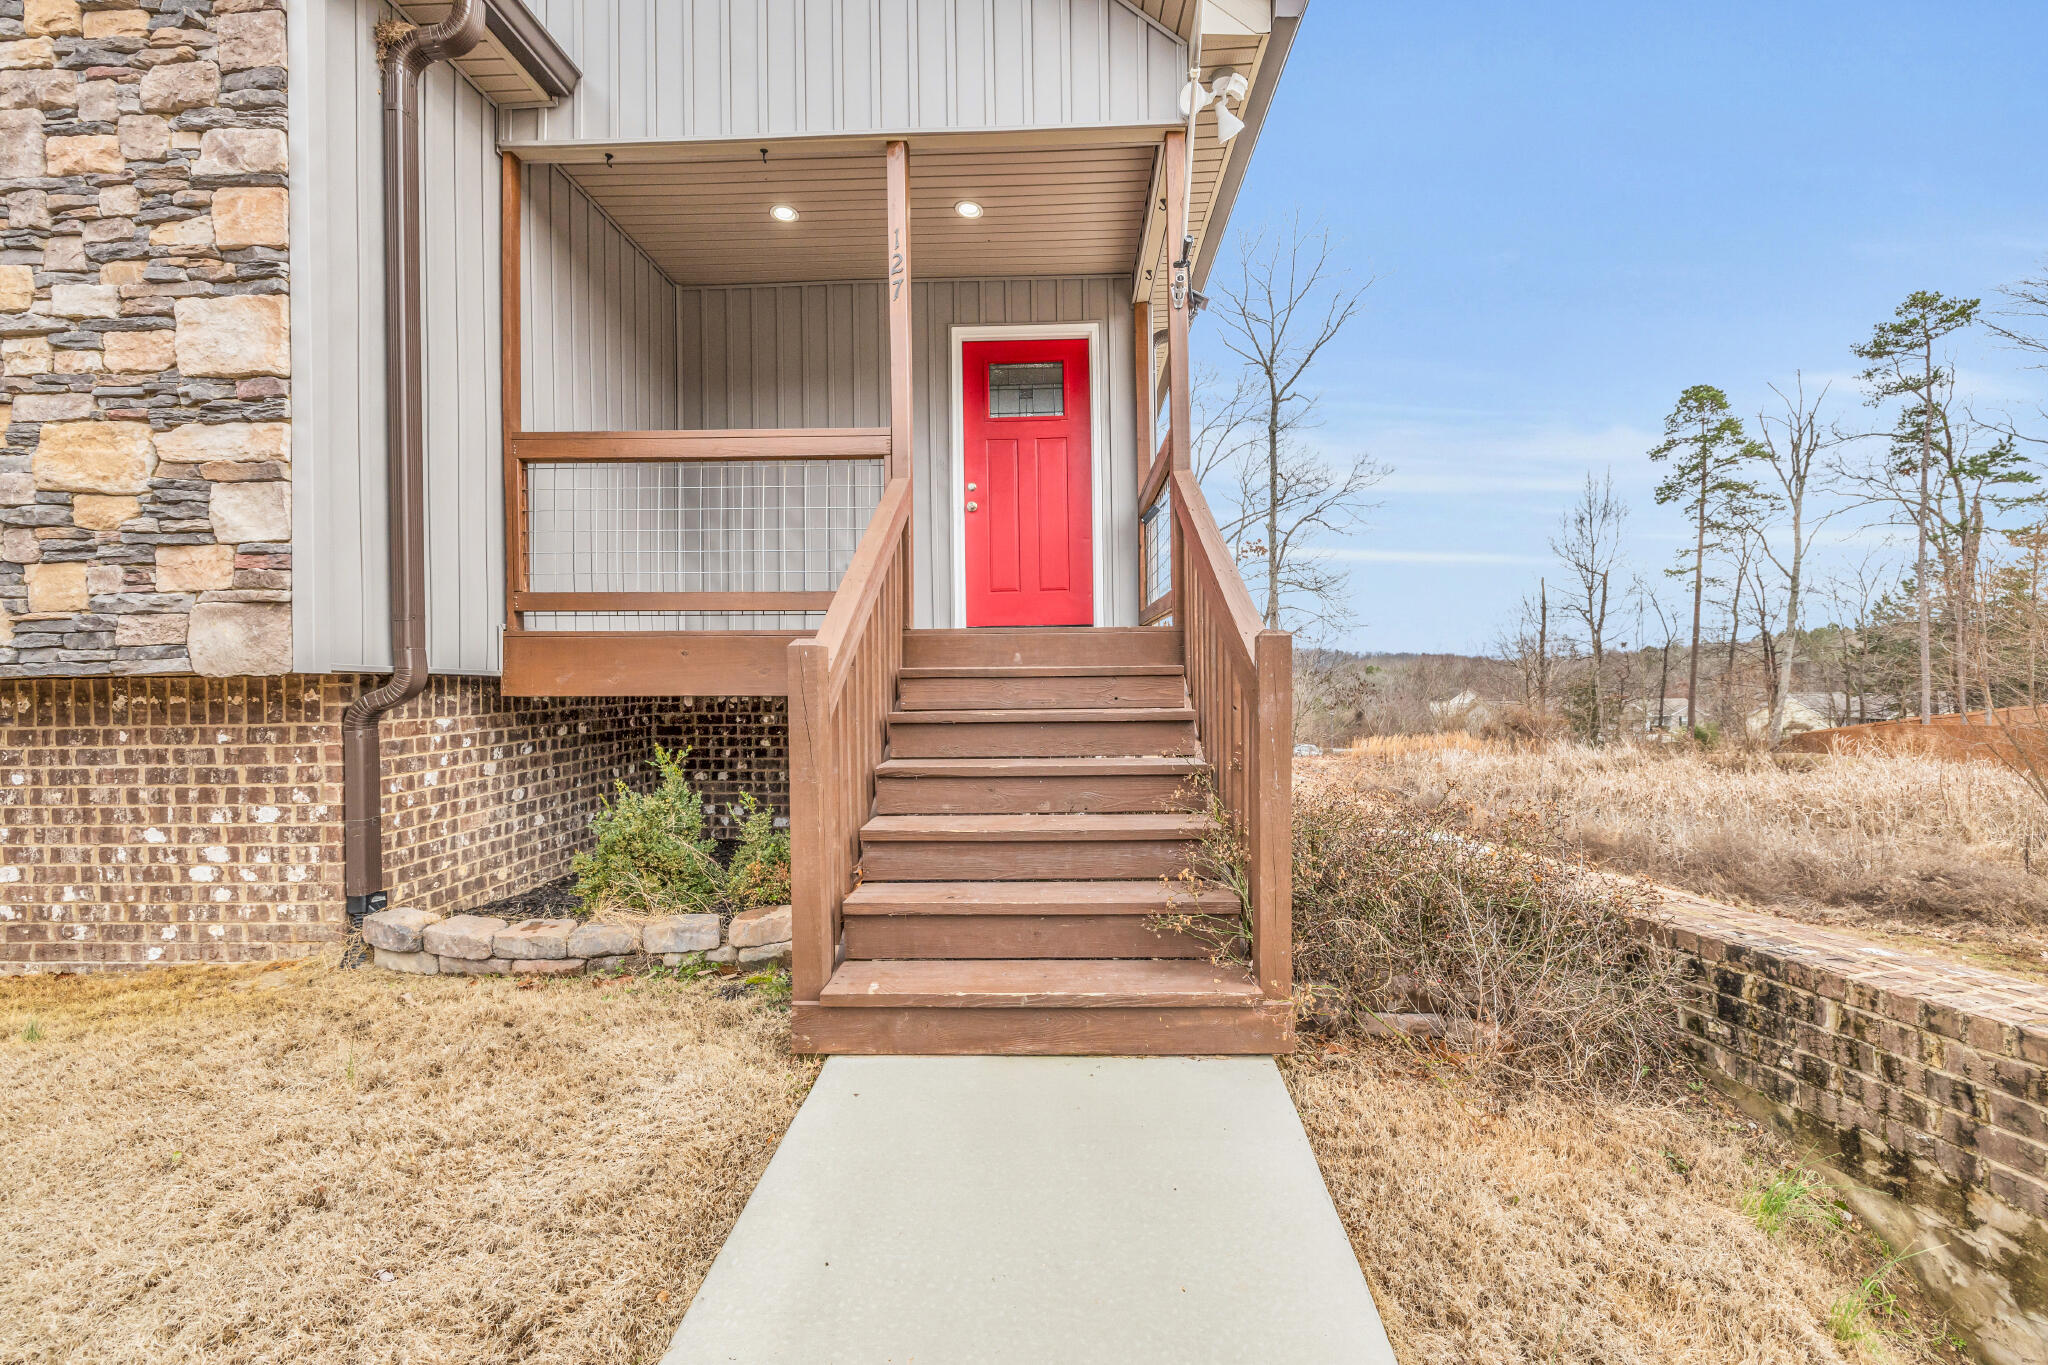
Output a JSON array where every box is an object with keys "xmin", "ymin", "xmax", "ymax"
[{"xmin": 360, "ymin": 904, "xmax": 793, "ymax": 978}]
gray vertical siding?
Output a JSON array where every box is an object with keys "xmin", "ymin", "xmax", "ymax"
[
  {"xmin": 674, "ymin": 277, "xmax": 1140, "ymax": 628},
  {"xmin": 501, "ymin": 0, "xmax": 1185, "ymax": 148},
  {"xmin": 521, "ymin": 164, "xmax": 681, "ymax": 431},
  {"xmin": 290, "ymin": 0, "xmax": 507, "ymax": 675},
  {"xmin": 291, "ymin": 1, "xmax": 684, "ymax": 676}
]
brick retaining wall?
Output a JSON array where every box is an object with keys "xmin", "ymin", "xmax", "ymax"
[
  {"xmin": 0, "ymin": 674, "xmax": 788, "ymax": 971},
  {"xmin": 1643, "ymin": 894, "xmax": 2048, "ymax": 1365}
]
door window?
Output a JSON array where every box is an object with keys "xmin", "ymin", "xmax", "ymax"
[{"xmin": 987, "ymin": 361, "xmax": 1065, "ymax": 417}]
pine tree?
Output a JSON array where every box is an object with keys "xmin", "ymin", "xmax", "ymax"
[
  {"xmin": 1649, "ymin": 385, "xmax": 1754, "ymax": 730},
  {"xmin": 1851, "ymin": 290, "xmax": 1979, "ymax": 721}
]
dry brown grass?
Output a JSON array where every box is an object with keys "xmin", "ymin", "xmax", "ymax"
[
  {"xmin": 1320, "ymin": 742, "xmax": 2048, "ymax": 970},
  {"xmin": 0, "ymin": 962, "xmax": 1975, "ymax": 1364},
  {"xmin": 0, "ymin": 959, "xmax": 816, "ymax": 1365},
  {"xmin": 1289, "ymin": 1050, "xmax": 1967, "ymax": 1365}
]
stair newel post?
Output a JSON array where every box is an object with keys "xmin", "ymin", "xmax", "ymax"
[
  {"xmin": 788, "ymin": 639, "xmax": 833, "ymax": 1002},
  {"xmin": 1253, "ymin": 630, "xmax": 1293, "ymax": 1000}
]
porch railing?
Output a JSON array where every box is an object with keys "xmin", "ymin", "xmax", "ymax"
[
  {"xmin": 786, "ymin": 476, "xmax": 911, "ymax": 1001},
  {"xmin": 507, "ymin": 427, "xmax": 889, "ymax": 628},
  {"xmin": 1159, "ymin": 467, "xmax": 1293, "ymax": 1002}
]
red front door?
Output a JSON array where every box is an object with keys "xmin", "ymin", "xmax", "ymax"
[{"xmin": 962, "ymin": 337, "xmax": 1093, "ymax": 627}]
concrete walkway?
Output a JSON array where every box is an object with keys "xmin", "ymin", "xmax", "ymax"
[{"xmin": 662, "ymin": 1055, "xmax": 1396, "ymax": 1364}]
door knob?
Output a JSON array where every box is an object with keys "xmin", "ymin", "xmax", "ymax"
[{"xmin": 966, "ymin": 501, "xmax": 978, "ymax": 512}]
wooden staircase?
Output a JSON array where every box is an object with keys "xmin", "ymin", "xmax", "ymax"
[{"xmin": 789, "ymin": 628, "xmax": 1294, "ymax": 1055}]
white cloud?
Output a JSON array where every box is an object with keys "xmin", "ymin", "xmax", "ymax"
[{"xmin": 1316, "ymin": 546, "xmax": 1546, "ymax": 565}]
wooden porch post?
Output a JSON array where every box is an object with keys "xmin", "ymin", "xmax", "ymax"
[
  {"xmin": 1133, "ymin": 298, "xmax": 1153, "ymax": 471},
  {"xmin": 886, "ymin": 139, "xmax": 914, "ymax": 626},
  {"xmin": 1162, "ymin": 129, "xmax": 1191, "ymax": 621},
  {"xmin": 886, "ymin": 141, "xmax": 914, "ymax": 484},
  {"xmin": 499, "ymin": 151, "xmax": 525, "ymax": 641}
]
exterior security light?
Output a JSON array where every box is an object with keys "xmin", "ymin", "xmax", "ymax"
[
  {"xmin": 770, "ymin": 204, "xmax": 799, "ymax": 222},
  {"xmin": 954, "ymin": 200, "xmax": 985, "ymax": 219},
  {"xmin": 1182, "ymin": 68, "xmax": 1250, "ymax": 143}
]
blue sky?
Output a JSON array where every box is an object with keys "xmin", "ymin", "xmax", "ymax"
[{"xmin": 1197, "ymin": 1, "xmax": 2048, "ymax": 654}]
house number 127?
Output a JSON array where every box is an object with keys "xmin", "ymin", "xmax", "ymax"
[{"xmin": 890, "ymin": 227, "xmax": 906, "ymax": 301}]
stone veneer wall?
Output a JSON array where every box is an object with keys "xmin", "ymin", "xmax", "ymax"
[
  {"xmin": 0, "ymin": 673, "xmax": 791, "ymax": 972},
  {"xmin": 1645, "ymin": 894, "xmax": 2048, "ymax": 1365},
  {"xmin": 1, "ymin": 0, "xmax": 294, "ymax": 678}
]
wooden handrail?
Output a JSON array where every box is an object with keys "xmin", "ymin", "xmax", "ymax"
[
  {"xmin": 812, "ymin": 478, "xmax": 912, "ymax": 698},
  {"xmin": 1168, "ymin": 470, "xmax": 1263, "ymax": 662},
  {"xmin": 788, "ymin": 476, "xmax": 912, "ymax": 1003},
  {"xmin": 1163, "ymin": 467, "xmax": 1293, "ymax": 1003},
  {"xmin": 1138, "ymin": 431, "xmax": 1174, "ymax": 511},
  {"xmin": 510, "ymin": 428, "xmax": 891, "ymax": 462}
]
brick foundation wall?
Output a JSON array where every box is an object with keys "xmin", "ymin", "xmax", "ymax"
[
  {"xmin": 0, "ymin": 674, "xmax": 790, "ymax": 972},
  {"xmin": 1644, "ymin": 895, "xmax": 2048, "ymax": 1365}
]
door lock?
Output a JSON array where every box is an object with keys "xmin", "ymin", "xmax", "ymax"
[{"xmin": 966, "ymin": 501, "xmax": 978, "ymax": 512}]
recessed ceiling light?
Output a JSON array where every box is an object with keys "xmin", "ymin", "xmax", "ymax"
[
  {"xmin": 770, "ymin": 203, "xmax": 799, "ymax": 222},
  {"xmin": 954, "ymin": 200, "xmax": 985, "ymax": 219}
]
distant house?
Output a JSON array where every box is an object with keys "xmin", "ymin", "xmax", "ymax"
[
  {"xmin": 1639, "ymin": 698, "xmax": 1692, "ymax": 732},
  {"xmin": 1429, "ymin": 689, "xmax": 1495, "ymax": 733},
  {"xmin": 1746, "ymin": 697, "xmax": 1836, "ymax": 741}
]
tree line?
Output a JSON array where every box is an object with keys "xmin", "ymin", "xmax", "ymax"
[{"xmin": 1500, "ymin": 270, "xmax": 2048, "ymax": 746}]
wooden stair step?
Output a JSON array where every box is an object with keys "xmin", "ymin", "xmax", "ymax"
[
  {"xmin": 897, "ymin": 670, "xmax": 1186, "ymax": 711},
  {"xmin": 818, "ymin": 958, "xmax": 1264, "ymax": 1009},
  {"xmin": 860, "ymin": 813, "xmax": 1211, "ymax": 842},
  {"xmin": 842, "ymin": 915, "xmax": 1215, "ymax": 960},
  {"xmin": 874, "ymin": 756, "xmax": 1205, "ymax": 779},
  {"xmin": 899, "ymin": 665, "xmax": 1185, "ymax": 678},
  {"xmin": 888, "ymin": 707, "xmax": 1196, "ymax": 725},
  {"xmin": 790, "ymin": 1001, "xmax": 1294, "ymax": 1055},
  {"xmin": 844, "ymin": 880, "xmax": 1238, "ymax": 916},
  {"xmin": 886, "ymin": 708, "xmax": 1200, "ymax": 759},
  {"xmin": 903, "ymin": 627, "xmax": 1183, "ymax": 669}
]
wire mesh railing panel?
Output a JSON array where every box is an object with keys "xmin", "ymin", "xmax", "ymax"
[
  {"xmin": 1141, "ymin": 486, "xmax": 1173, "ymax": 608},
  {"xmin": 526, "ymin": 459, "xmax": 886, "ymax": 598}
]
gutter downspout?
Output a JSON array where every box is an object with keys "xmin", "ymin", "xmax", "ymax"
[{"xmin": 342, "ymin": 0, "xmax": 488, "ymax": 932}]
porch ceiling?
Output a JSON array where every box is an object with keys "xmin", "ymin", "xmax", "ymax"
[{"xmin": 563, "ymin": 144, "xmax": 1157, "ymax": 287}]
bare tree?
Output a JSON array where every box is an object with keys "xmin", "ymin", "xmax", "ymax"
[
  {"xmin": 1188, "ymin": 363, "xmax": 1261, "ymax": 486},
  {"xmin": 1210, "ymin": 218, "xmax": 1376, "ymax": 629},
  {"xmin": 1494, "ymin": 582, "xmax": 1554, "ymax": 714},
  {"xmin": 1637, "ymin": 579, "xmax": 1684, "ymax": 733},
  {"xmin": 1987, "ymin": 258, "xmax": 2048, "ymax": 371},
  {"xmin": 1212, "ymin": 435, "xmax": 1387, "ymax": 637},
  {"xmin": 1745, "ymin": 376, "xmax": 1847, "ymax": 741},
  {"xmin": 1551, "ymin": 471, "xmax": 1629, "ymax": 742}
]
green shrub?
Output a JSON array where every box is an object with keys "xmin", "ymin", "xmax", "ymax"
[
  {"xmin": 572, "ymin": 745, "xmax": 724, "ymax": 915},
  {"xmin": 722, "ymin": 794, "xmax": 793, "ymax": 910}
]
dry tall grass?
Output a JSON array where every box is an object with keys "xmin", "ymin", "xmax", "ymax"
[
  {"xmin": 1332, "ymin": 742, "xmax": 2048, "ymax": 947},
  {"xmin": 1290, "ymin": 1052, "xmax": 1963, "ymax": 1365},
  {"xmin": 0, "ymin": 961, "xmax": 816, "ymax": 1365}
]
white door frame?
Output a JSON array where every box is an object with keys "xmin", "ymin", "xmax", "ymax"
[{"xmin": 947, "ymin": 321, "xmax": 1110, "ymax": 628}]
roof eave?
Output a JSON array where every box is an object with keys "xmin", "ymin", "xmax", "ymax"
[
  {"xmin": 487, "ymin": 0, "xmax": 580, "ymax": 101},
  {"xmin": 1192, "ymin": 0, "xmax": 1304, "ymax": 291}
]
